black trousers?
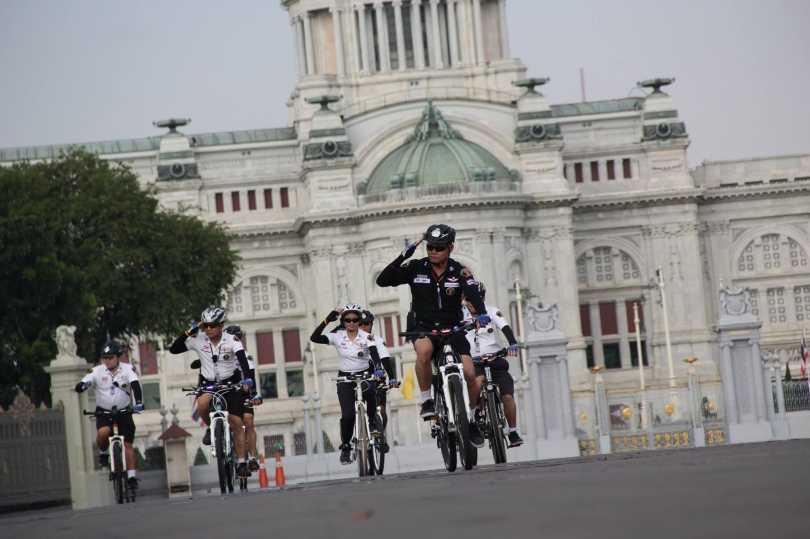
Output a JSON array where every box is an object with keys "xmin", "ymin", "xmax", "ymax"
[{"xmin": 336, "ymin": 370, "xmax": 378, "ymax": 446}]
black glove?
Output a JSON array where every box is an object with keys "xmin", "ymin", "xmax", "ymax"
[
  {"xmin": 401, "ymin": 239, "xmax": 422, "ymax": 259},
  {"xmin": 185, "ymin": 320, "xmax": 199, "ymax": 337},
  {"xmin": 225, "ymin": 325, "xmax": 242, "ymax": 339},
  {"xmin": 325, "ymin": 310, "xmax": 340, "ymax": 323},
  {"xmin": 75, "ymin": 381, "xmax": 88, "ymax": 393}
]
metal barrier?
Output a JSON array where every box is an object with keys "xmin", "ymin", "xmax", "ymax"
[{"xmin": 783, "ymin": 379, "xmax": 810, "ymax": 412}]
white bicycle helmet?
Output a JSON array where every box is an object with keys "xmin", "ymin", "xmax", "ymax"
[
  {"xmin": 201, "ymin": 306, "xmax": 226, "ymax": 325},
  {"xmin": 340, "ymin": 303, "xmax": 364, "ymax": 318}
]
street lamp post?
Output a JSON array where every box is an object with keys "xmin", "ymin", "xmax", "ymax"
[
  {"xmin": 633, "ymin": 302, "xmax": 648, "ymax": 432},
  {"xmin": 514, "ymin": 275, "xmax": 529, "ymax": 378}
]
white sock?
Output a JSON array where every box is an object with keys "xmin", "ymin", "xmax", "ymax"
[
  {"xmin": 127, "ymin": 470, "xmax": 136, "ymax": 479},
  {"xmin": 420, "ymin": 391, "xmax": 431, "ymax": 403},
  {"xmin": 509, "ymin": 427, "xmax": 517, "ymax": 433},
  {"xmin": 99, "ymin": 450, "xmax": 109, "ymax": 455},
  {"xmin": 239, "ymin": 458, "xmax": 247, "ymax": 464}
]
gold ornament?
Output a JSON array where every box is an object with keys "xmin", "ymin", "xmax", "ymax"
[
  {"xmin": 621, "ymin": 406, "xmax": 633, "ymax": 420},
  {"xmin": 664, "ymin": 403, "xmax": 675, "ymax": 416}
]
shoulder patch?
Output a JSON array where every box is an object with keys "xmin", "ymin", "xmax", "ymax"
[{"xmin": 460, "ymin": 267, "xmax": 473, "ymax": 278}]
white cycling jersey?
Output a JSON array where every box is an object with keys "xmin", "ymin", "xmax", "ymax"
[
  {"xmin": 369, "ymin": 334, "xmax": 391, "ymax": 360},
  {"xmin": 81, "ymin": 362, "xmax": 139, "ymax": 410},
  {"xmin": 184, "ymin": 331, "xmax": 245, "ymax": 382},
  {"xmin": 462, "ymin": 303, "xmax": 510, "ymax": 356},
  {"xmin": 326, "ymin": 329, "xmax": 377, "ymax": 373}
]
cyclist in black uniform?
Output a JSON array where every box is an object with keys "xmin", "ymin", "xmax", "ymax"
[{"xmin": 376, "ymin": 224, "xmax": 491, "ymax": 447}]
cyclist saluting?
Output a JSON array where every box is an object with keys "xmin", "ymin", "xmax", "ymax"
[
  {"xmin": 75, "ymin": 340, "xmax": 144, "ymax": 491},
  {"xmin": 376, "ymin": 224, "xmax": 490, "ymax": 447},
  {"xmin": 169, "ymin": 306, "xmax": 253, "ymax": 478}
]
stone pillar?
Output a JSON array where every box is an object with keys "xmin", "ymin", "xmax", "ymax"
[
  {"xmin": 593, "ymin": 370, "xmax": 611, "ymax": 454},
  {"xmin": 472, "ymin": 0, "xmax": 485, "ymax": 64},
  {"xmin": 303, "ymin": 11, "xmax": 316, "ymax": 75},
  {"xmin": 523, "ymin": 304, "xmax": 580, "ymax": 459},
  {"xmin": 498, "ymin": 0, "xmax": 510, "ymax": 59},
  {"xmin": 331, "ymin": 7, "xmax": 346, "ymax": 77},
  {"xmin": 687, "ymin": 362, "xmax": 706, "ymax": 447},
  {"xmin": 374, "ymin": 2, "xmax": 390, "ymax": 72},
  {"xmin": 303, "ymin": 395, "xmax": 312, "ymax": 456},
  {"xmin": 716, "ymin": 286, "xmax": 772, "ymax": 444},
  {"xmin": 358, "ymin": 4, "xmax": 371, "ymax": 73},
  {"xmin": 393, "ymin": 0, "xmax": 406, "ymax": 70},
  {"xmin": 292, "ymin": 16, "xmax": 304, "ymax": 77},
  {"xmin": 429, "ymin": 0, "xmax": 444, "ymax": 68},
  {"xmin": 297, "ymin": 17, "xmax": 309, "ymax": 75},
  {"xmin": 763, "ymin": 352, "xmax": 790, "ymax": 440},
  {"xmin": 446, "ymin": 0, "xmax": 459, "ymax": 67},
  {"xmin": 45, "ymin": 326, "xmax": 111, "ymax": 510},
  {"xmin": 411, "ymin": 0, "xmax": 425, "ymax": 69},
  {"xmin": 456, "ymin": 0, "xmax": 471, "ymax": 65}
]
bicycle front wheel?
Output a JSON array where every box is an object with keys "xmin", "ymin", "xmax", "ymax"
[
  {"xmin": 449, "ymin": 376, "xmax": 474, "ymax": 470},
  {"xmin": 356, "ymin": 407, "xmax": 370, "ymax": 477},
  {"xmin": 487, "ymin": 391, "xmax": 507, "ymax": 464},
  {"xmin": 373, "ymin": 411, "xmax": 386, "ymax": 475},
  {"xmin": 112, "ymin": 443, "xmax": 124, "ymax": 504},
  {"xmin": 215, "ymin": 421, "xmax": 228, "ymax": 494},
  {"xmin": 435, "ymin": 386, "xmax": 457, "ymax": 472}
]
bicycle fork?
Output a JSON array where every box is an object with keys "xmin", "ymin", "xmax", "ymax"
[
  {"xmin": 209, "ymin": 411, "xmax": 230, "ymax": 457},
  {"xmin": 440, "ymin": 345, "xmax": 472, "ymax": 433}
]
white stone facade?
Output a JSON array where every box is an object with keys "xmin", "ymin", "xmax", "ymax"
[{"xmin": 4, "ymin": 0, "xmax": 810, "ymax": 458}]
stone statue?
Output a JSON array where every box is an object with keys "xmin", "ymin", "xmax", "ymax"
[
  {"xmin": 526, "ymin": 302, "xmax": 560, "ymax": 334},
  {"xmin": 54, "ymin": 325, "xmax": 78, "ymax": 359},
  {"xmin": 719, "ymin": 286, "xmax": 752, "ymax": 317}
]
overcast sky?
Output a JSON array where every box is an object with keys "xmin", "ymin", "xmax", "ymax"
[{"xmin": 1, "ymin": 0, "xmax": 808, "ymax": 166}]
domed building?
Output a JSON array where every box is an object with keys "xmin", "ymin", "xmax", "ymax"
[{"xmin": 3, "ymin": 0, "xmax": 810, "ymax": 459}]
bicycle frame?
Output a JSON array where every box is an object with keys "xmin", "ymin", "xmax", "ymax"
[
  {"xmin": 436, "ymin": 344, "xmax": 471, "ymax": 433},
  {"xmin": 336, "ymin": 374, "xmax": 376, "ymax": 454},
  {"xmin": 474, "ymin": 350, "xmax": 510, "ymax": 439}
]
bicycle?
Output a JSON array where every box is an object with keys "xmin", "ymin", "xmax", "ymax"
[
  {"xmin": 473, "ymin": 349, "xmax": 509, "ymax": 464},
  {"xmin": 183, "ymin": 382, "xmax": 246, "ymax": 494},
  {"xmin": 335, "ymin": 372, "xmax": 384, "ymax": 477},
  {"xmin": 371, "ymin": 380, "xmax": 398, "ymax": 475},
  {"xmin": 400, "ymin": 321, "xmax": 477, "ymax": 472},
  {"xmin": 83, "ymin": 407, "xmax": 135, "ymax": 504}
]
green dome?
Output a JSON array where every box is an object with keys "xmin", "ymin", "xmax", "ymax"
[{"xmin": 365, "ymin": 102, "xmax": 513, "ymax": 194}]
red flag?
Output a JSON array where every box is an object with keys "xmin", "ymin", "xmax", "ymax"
[{"xmin": 800, "ymin": 331, "xmax": 808, "ymax": 378}]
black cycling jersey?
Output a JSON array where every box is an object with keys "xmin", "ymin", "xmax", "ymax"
[{"xmin": 376, "ymin": 255, "xmax": 486, "ymax": 327}]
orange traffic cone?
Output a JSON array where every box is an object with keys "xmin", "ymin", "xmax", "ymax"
[
  {"xmin": 274, "ymin": 451, "xmax": 286, "ymax": 488},
  {"xmin": 258, "ymin": 454, "xmax": 269, "ymax": 489}
]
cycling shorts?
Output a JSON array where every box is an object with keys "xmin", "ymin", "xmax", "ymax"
[{"xmin": 95, "ymin": 407, "xmax": 136, "ymax": 443}]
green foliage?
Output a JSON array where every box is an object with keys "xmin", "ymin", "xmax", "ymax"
[
  {"xmin": 134, "ymin": 446, "xmax": 146, "ymax": 469},
  {"xmin": 0, "ymin": 150, "xmax": 239, "ymax": 407},
  {"xmin": 193, "ymin": 446, "xmax": 208, "ymax": 466}
]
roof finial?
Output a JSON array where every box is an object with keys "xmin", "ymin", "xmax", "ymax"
[
  {"xmin": 513, "ymin": 77, "xmax": 550, "ymax": 96},
  {"xmin": 305, "ymin": 95, "xmax": 340, "ymax": 111},
  {"xmin": 410, "ymin": 101, "xmax": 461, "ymax": 142},
  {"xmin": 153, "ymin": 118, "xmax": 191, "ymax": 134},
  {"xmin": 637, "ymin": 78, "xmax": 675, "ymax": 95}
]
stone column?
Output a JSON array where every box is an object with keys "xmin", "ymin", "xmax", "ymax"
[
  {"xmin": 331, "ymin": 6, "xmax": 346, "ymax": 76},
  {"xmin": 292, "ymin": 16, "xmax": 304, "ymax": 77},
  {"xmin": 297, "ymin": 17, "xmax": 309, "ymax": 75},
  {"xmin": 429, "ymin": 0, "xmax": 444, "ymax": 68},
  {"xmin": 750, "ymin": 333, "xmax": 767, "ymax": 422},
  {"xmin": 374, "ymin": 2, "xmax": 390, "ymax": 72},
  {"xmin": 46, "ymin": 326, "xmax": 111, "ymax": 509},
  {"xmin": 393, "ymin": 0, "xmax": 406, "ymax": 71},
  {"xmin": 472, "ymin": 0, "xmax": 485, "ymax": 64},
  {"xmin": 302, "ymin": 395, "xmax": 312, "ymax": 456},
  {"xmin": 529, "ymin": 357, "xmax": 546, "ymax": 440},
  {"xmin": 303, "ymin": 11, "xmax": 316, "ymax": 75},
  {"xmin": 617, "ymin": 299, "xmax": 631, "ymax": 368},
  {"xmin": 594, "ymin": 371, "xmax": 611, "ymax": 454},
  {"xmin": 456, "ymin": 0, "xmax": 471, "ymax": 65},
  {"xmin": 498, "ymin": 0, "xmax": 510, "ymax": 59},
  {"xmin": 446, "ymin": 0, "xmax": 459, "ymax": 67},
  {"xmin": 719, "ymin": 337, "xmax": 738, "ymax": 424},
  {"xmin": 358, "ymin": 4, "xmax": 371, "ymax": 74},
  {"xmin": 411, "ymin": 0, "xmax": 425, "ymax": 69}
]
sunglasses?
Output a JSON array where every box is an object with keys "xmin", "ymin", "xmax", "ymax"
[
  {"xmin": 201, "ymin": 323, "xmax": 221, "ymax": 329},
  {"xmin": 343, "ymin": 318, "xmax": 360, "ymax": 323},
  {"xmin": 426, "ymin": 244, "xmax": 447, "ymax": 252}
]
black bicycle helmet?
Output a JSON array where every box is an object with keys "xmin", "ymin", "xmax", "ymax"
[
  {"xmin": 423, "ymin": 224, "xmax": 456, "ymax": 246},
  {"xmin": 225, "ymin": 325, "xmax": 243, "ymax": 340},
  {"xmin": 101, "ymin": 340, "xmax": 123, "ymax": 357},
  {"xmin": 360, "ymin": 310, "xmax": 375, "ymax": 324}
]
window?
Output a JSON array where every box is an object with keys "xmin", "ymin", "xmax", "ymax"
[
  {"xmin": 247, "ymin": 190, "xmax": 256, "ymax": 210},
  {"xmin": 384, "ymin": 317, "xmax": 394, "ymax": 348},
  {"xmin": 215, "ymin": 193, "xmax": 224, "ymax": 213},
  {"xmin": 625, "ymin": 300, "xmax": 644, "ymax": 333},
  {"xmin": 603, "ymin": 343, "xmax": 621, "ymax": 369},
  {"xmin": 599, "ymin": 302, "xmax": 617, "ymax": 335},
  {"xmin": 586, "ymin": 344, "xmax": 595, "ymax": 369},
  {"xmin": 141, "ymin": 381, "xmax": 161, "ymax": 409},
  {"xmin": 590, "ymin": 161, "xmax": 600, "ymax": 182},
  {"xmin": 580, "ymin": 305, "xmax": 592, "ymax": 337},
  {"xmin": 264, "ymin": 434, "xmax": 284, "ymax": 456},
  {"xmin": 231, "ymin": 191, "xmax": 241, "ymax": 212},
  {"xmin": 138, "ymin": 342, "xmax": 158, "ymax": 375},
  {"xmin": 250, "ymin": 276, "xmax": 271, "ymax": 313},
  {"xmin": 622, "ymin": 158, "xmax": 632, "ymax": 179},
  {"xmin": 264, "ymin": 188, "xmax": 273, "ymax": 209},
  {"xmin": 282, "ymin": 329, "xmax": 302, "ymax": 363},
  {"xmin": 767, "ymin": 287, "xmax": 786, "ymax": 324},
  {"xmin": 280, "ymin": 187, "xmax": 290, "ymax": 208},
  {"xmin": 261, "ymin": 372, "xmax": 278, "ymax": 399},
  {"xmin": 287, "ymin": 369, "xmax": 304, "ymax": 397},
  {"xmin": 607, "ymin": 160, "xmax": 616, "ymax": 180},
  {"xmin": 294, "ymin": 432, "xmax": 307, "ymax": 456},
  {"xmin": 256, "ymin": 331, "xmax": 275, "ymax": 364},
  {"xmin": 574, "ymin": 163, "xmax": 584, "ymax": 183},
  {"xmin": 794, "ymin": 285, "xmax": 810, "ymax": 321},
  {"xmin": 630, "ymin": 340, "xmax": 648, "ymax": 367}
]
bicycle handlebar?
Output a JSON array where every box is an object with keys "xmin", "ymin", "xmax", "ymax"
[
  {"xmin": 334, "ymin": 373, "xmax": 378, "ymax": 384},
  {"xmin": 182, "ymin": 382, "xmax": 243, "ymax": 397},
  {"xmin": 83, "ymin": 407, "xmax": 132, "ymax": 417},
  {"xmin": 472, "ymin": 349, "xmax": 508, "ymax": 365}
]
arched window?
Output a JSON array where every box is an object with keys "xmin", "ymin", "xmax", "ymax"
[{"xmin": 576, "ymin": 246, "xmax": 641, "ymax": 288}]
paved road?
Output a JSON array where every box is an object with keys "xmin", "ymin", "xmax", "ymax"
[{"xmin": 4, "ymin": 440, "xmax": 808, "ymax": 539}]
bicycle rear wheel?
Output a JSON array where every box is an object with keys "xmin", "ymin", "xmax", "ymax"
[
  {"xmin": 449, "ymin": 376, "xmax": 474, "ymax": 470},
  {"xmin": 215, "ymin": 421, "xmax": 228, "ymax": 494},
  {"xmin": 372, "ymin": 411, "xmax": 385, "ymax": 475},
  {"xmin": 487, "ymin": 391, "xmax": 507, "ymax": 464},
  {"xmin": 435, "ymin": 386, "xmax": 457, "ymax": 472}
]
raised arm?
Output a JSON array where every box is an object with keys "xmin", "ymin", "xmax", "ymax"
[
  {"xmin": 310, "ymin": 310, "xmax": 340, "ymax": 345},
  {"xmin": 376, "ymin": 240, "xmax": 421, "ymax": 287}
]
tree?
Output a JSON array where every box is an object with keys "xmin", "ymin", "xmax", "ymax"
[{"xmin": 0, "ymin": 150, "xmax": 239, "ymax": 408}]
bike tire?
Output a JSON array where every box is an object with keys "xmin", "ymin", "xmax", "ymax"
[
  {"xmin": 373, "ymin": 412, "xmax": 385, "ymax": 475},
  {"xmin": 112, "ymin": 443, "xmax": 124, "ymax": 504},
  {"xmin": 215, "ymin": 421, "xmax": 228, "ymax": 494},
  {"xmin": 226, "ymin": 433, "xmax": 235, "ymax": 493},
  {"xmin": 487, "ymin": 390, "xmax": 508, "ymax": 464},
  {"xmin": 435, "ymin": 387, "xmax": 457, "ymax": 472},
  {"xmin": 356, "ymin": 409, "xmax": 369, "ymax": 477},
  {"xmin": 448, "ymin": 376, "xmax": 474, "ymax": 470}
]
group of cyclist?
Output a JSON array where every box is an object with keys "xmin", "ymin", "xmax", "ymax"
[{"xmin": 75, "ymin": 222, "xmax": 522, "ymax": 482}]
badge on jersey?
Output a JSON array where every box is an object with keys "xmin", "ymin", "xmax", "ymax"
[
  {"xmin": 446, "ymin": 287, "xmax": 456, "ymax": 296},
  {"xmin": 413, "ymin": 274, "xmax": 430, "ymax": 284}
]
